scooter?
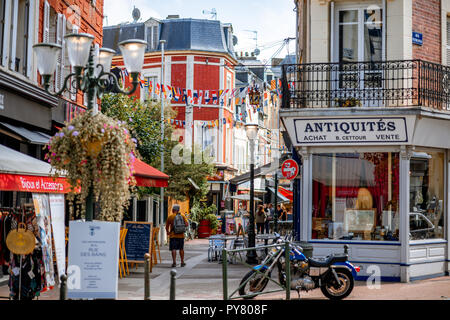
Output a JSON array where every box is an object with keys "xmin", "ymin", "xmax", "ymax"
[{"xmin": 239, "ymin": 234, "xmax": 360, "ymax": 300}]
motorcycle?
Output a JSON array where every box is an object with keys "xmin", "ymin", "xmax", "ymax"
[{"xmin": 239, "ymin": 233, "xmax": 360, "ymax": 300}]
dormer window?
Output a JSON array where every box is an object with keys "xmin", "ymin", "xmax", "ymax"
[{"xmin": 145, "ymin": 18, "xmax": 160, "ymax": 51}]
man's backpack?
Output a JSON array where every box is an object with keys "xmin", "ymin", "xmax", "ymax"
[{"xmin": 173, "ymin": 213, "xmax": 186, "ymax": 234}]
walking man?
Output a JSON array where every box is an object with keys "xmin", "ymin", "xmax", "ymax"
[{"xmin": 166, "ymin": 204, "xmax": 188, "ymax": 267}]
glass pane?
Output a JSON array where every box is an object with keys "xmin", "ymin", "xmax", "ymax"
[
  {"xmin": 364, "ymin": 21, "xmax": 382, "ymax": 61},
  {"xmin": 409, "ymin": 151, "xmax": 445, "ymax": 240},
  {"xmin": 339, "ymin": 10, "xmax": 358, "ymax": 23},
  {"xmin": 364, "ymin": 9, "xmax": 382, "ymax": 23},
  {"xmin": 339, "ymin": 24, "xmax": 358, "ymax": 62},
  {"xmin": 312, "ymin": 153, "xmax": 400, "ymax": 241}
]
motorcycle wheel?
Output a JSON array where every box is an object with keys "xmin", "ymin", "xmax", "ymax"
[
  {"xmin": 320, "ymin": 268, "xmax": 354, "ymax": 300},
  {"xmin": 238, "ymin": 270, "xmax": 269, "ymax": 299}
]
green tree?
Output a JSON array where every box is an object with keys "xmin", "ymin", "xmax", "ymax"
[{"xmin": 101, "ymin": 93, "xmax": 214, "ymax": 207}]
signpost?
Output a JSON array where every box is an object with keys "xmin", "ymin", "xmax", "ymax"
[
  {"xmin": 281, "ymin": 159, "xmax": 299, "ymax": 180},
  {"xmin": 123, "ymin": 221, "xmax": 153, "ymax": 263},
  {"xmin": 67, "ymin": 220, "xmax": 120, "ymax": 299}
]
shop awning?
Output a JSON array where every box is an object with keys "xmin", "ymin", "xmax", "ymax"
[
  {"xmin": 133, "ymin": 158, "xmax": 169, "ymax": 188},
  {"xmin": 0, "ymin": 144, "xmax": 70, "ymax": 193},
  {"xmin": 267, "ymin": 187, "xmax": 291, "ymax": 203},
  {"xmin": 0, "ymin": 122, "xmax": 51, "ymax": 144},
  {"xmin": 230, "ymin": 194, "xmax": 262, "ymax": 202},
  {"xmin": 278, "ymin": 186, "xmax": 293, "ymax": 201}
]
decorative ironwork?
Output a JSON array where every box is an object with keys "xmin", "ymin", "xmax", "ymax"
[{"xmin": 281, "ymin": 60, "xmax": 450, "ymax": 111}]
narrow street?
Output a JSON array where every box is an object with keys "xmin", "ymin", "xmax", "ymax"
[{"xmin": 1, "ymin": 238, "xmax": 449, "ymax": 301}]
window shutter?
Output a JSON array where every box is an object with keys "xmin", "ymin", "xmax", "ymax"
[
  {"xmin": 43, "ymin": 0, "xmax": 50, "ymax": 42},
  {"xmin": 152, "ymin": 26, "xmax": 158, "ymax": 49},
  {"xmin": 60, "ymin": 14, "xmax": 66, "ymax": 91},
  {"xmin": 55, "ymin": 13, "xmax": 62, "ymax": 91},
  {"xmin": 26, "ymin": 0, "xmax": 35, "ymax": 77},
  {"xmin": 9, "ymin": 0, "xmax": 18, "ymax": 71},
  {"xmin": 70, "ymin": 25, "xmax": 78, "ymax": 101}
]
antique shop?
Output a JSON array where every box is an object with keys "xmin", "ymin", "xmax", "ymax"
[{"xmin": 281, "ymin": 108, "xmax": 450, "ymax": 282}]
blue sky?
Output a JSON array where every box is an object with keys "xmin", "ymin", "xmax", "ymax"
[{"xmin": 103, "ymin": 0, "xmax": 297, "ymax": 64}]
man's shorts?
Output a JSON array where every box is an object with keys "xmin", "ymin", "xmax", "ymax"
[{"xmin": 169, "ymin": 237, "xmax": 185, "ymax": 251}]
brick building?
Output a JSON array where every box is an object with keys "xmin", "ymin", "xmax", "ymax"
[
  {"xmin": 0, "ymin": 0, "xmax": 103, "ymax": 207},
  {"xmin": 103, "ymin": 16, "xmax": 239, "ymax": 211},
  {"xmin": 283, "ymin": 0, "xmax": 450, "ymax": 283}
]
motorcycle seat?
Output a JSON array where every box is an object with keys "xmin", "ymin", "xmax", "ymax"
[{"xmin": 308, "ymin": 253, "xmax": 348, "ymax": 268}]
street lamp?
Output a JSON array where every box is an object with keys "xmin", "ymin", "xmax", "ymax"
[
  {"xmin": 33, "ymin": 34, "xmax": 147, "ymax": 221},
  {"xmin": 245, "ymin": 123, "xmax": 259, "ymax": 264}
]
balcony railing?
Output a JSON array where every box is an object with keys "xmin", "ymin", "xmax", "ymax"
[{"xmin": 281, "ymin": 60, "xmax": 450, "ymax": 111}]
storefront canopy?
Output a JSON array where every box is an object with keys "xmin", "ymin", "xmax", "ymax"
[
  {"xmin": 0, "ymin": 122, "xmax": 51, "ymax": 144},
  {"xmin": 133, "ymin": 158, "xmax": 169, "ymax": 188},
  {"xmin": 0, "ymin": 144, "xmax": 69, "ymax": 193},
  {"xmin": 267, "ymin": 187, "xmax": 291, "ymax": 203}
]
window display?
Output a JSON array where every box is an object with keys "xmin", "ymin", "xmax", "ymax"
[
  {"xmin": 312, "ymin": 152, "xmax": 400, "ymax": 241},
  {"xmin": 409, "ymin": 151, "xmax": 445, "ymax": 240}
]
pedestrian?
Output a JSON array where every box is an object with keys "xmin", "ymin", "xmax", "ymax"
[
  {"xmin": 265, "ymin": 203, "xmax": 274, "ymax": 233},
  {"xmin": 165, "ymin": 204, "xmax": 189, "ymax": 268},
  {"xmin": 277, "ymin": 204, "xmax": 286, "ymax": 221},
  {"xmin": 255, "ymin": 205, "xmax": 266, "ymax": 234},
  {"xmin": 238, "ymin": 203, "xmax": 249, "ymax": 234}
]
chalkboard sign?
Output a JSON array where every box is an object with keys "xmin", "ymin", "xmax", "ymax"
[{"xmin": 123, "ymin": 221, "xmax": 153, "ymax": 263}]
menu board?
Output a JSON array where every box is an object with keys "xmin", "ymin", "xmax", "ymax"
[{"xmin": 123, "ymin": 221, "xmax": 153, "ymax": 263}]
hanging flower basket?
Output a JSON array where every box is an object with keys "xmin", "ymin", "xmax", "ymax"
[{"xmin": 46, "ymin": 110, "xmax": 137, "ymax": 222}]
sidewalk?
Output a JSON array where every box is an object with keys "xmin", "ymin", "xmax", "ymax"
[{"xmin": 0, "ymin": 238, "xmax": 449, "ymax": 300}]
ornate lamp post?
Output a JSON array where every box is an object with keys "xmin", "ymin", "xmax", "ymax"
[
  {"xmin": 245, "ymin": 123, "xmax": 259, "ymax": 264},
  {"xmin": 33, "ymin": 34, "xmax": 147, "ymax": 221}
]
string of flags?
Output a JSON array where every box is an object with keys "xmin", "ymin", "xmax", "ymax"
[{"xmin": 119, "ymin": 68, "xmax": 290, "ymax": 107}]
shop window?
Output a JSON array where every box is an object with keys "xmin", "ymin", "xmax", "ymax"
[
  {"xmin": 143, "ymin": 75, "xmax": 158, "ymax": 101},
  {"xmin": 409, "ymin": 151, "xmax": 445, "ymax": 240},
  {"xmin": 312, "ymin": 152, "xmax": 400, "ymax": 241}
]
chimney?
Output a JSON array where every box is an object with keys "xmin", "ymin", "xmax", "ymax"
[{"xmin": 166, "ymin": 15, "xmax": 180, "ymax": 19}]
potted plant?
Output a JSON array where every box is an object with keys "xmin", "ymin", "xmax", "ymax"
[
  {"xmin": 334, "ymin": 97, "xmax": 361, "ymax": 108},
  {"xmin": 190, "ymin": 202, "xmax": 217, "ymax": 238},
  {"xmin": 205, "ymin": 213, "xmax": 219, "ymax": 235}
]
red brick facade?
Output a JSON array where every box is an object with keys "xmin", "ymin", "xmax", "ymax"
[{"xmin": 412, "ymin": 0, "xmax": 442, "ymax": 63}]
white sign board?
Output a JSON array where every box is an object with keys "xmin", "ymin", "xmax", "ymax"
[
  {"xmin": 290, "ymin": 117, "xmax": 411, "ymax": 145},
  {"xmin": 49, "ymin": 194, "xmax": 66, "ymax": 280},
  {"xmin": 67, "ymin": 220, "xmax": 120, "ymax": 299}
]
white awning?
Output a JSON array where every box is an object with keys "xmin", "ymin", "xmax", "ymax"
[
  {"xmin": 0, "ymin": 122, "xmax": 51, "ymax": 144},
  {"xmin": 230, "ymin": 194, "xmax": 262, "ymax": 202},
  {"xmin": 0, "ymin": 144, "xmax": 55, "ymax": 176}
]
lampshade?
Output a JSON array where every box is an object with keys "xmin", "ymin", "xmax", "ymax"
[
  {"xmin": 118, "ymin": 39, "xmax": 147, "ymax": 73},
  {"xmin": 98, "ymin": 48, "xmax": 116, "ymax": 73},
  {"xmin": 64, "ymin": 33, "xmax": 95, "ymax": 67},
  {"xmin": 32, "ymin": 43, "xmax": 61, "ymax": 75},
  {"xmin": 245, "ymin": 124, "xmax": 259, "ymax": 140}
]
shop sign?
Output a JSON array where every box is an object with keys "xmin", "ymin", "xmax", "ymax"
[
  {"xmin": 293, "ymin": 117, "xmax": 408, "ymax": 145},
  {"xmin": 67, "ymin": 220, "xmax": 120, "ymax": 299},
  {"xmin": 412, "ymin": 32, "xmax": 423, "ymax": 46},
  {"xmin": 0, "ymin": 173, "xmax": 70, "ymax": 193},
  {"xmin": 281, "ymin": 159, "xmax": 299, "ymax": 180}
]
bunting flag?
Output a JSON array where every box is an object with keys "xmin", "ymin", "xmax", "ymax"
[
  {"xmin": 155, "ymin": 83, "xmax": 160, "ymax": 96},
  {"xmin": 271, "ymin": 79, "xmax": 276, "ymax": 90},
  {"xmin": 198, "ymin": 90, "xmax": 204, "ymax": 105},
  {"xmin": 139, "ymin": 77, "xmax": 145, "ymax": 88},
  {"xmin": 211, "ymin": 91, "xmax": 218, "ymax": 104},
  {"xmin": 166, "ymin": 85, "xmax": 173, "ymax": 99},
  {"xmin": 149, "ymin": 81, "xmax": 153, "ymax": 94},
  {"xmin": 193, "ymin": 90, "xmax": 199, "ymax": 104},
  {"xmin": 204, "ymin": 90, "xmax": 210, "ymax": 103}
]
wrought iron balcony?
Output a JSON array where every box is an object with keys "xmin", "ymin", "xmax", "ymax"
[{"xmin": 281, "ymin": 60, "xmax": 450, "ymax": 111}]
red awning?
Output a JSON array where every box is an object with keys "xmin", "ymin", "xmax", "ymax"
[
  {"xmin": 133, "ymin": 158, "xmax": 169, "ymax": 188},
  {"xmin": 278, "ymin": 187, "xmax": 293, "ymax": 201}
]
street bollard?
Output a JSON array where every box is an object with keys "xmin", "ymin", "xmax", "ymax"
[
  {"xmin": 170, "ymin": 269, "xmax": 177, "ymax": 300},
  {"xmin": 144, "ymin": 253, "xmax": 151, "ymax": 300},
  {"xmin": 344, "ymin": 244, "xmax": 349, "ymax": 255},
  {"xmin": 60, "ymin": 274, "xmax": 67, "ymax": 300},
  {"xmin": 285, "ymin": 241, "xmax": 291, "ymax": 300},
  {"xmin": 222, "ymin": 248, "xmax": 228, "ymax": 300}
]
